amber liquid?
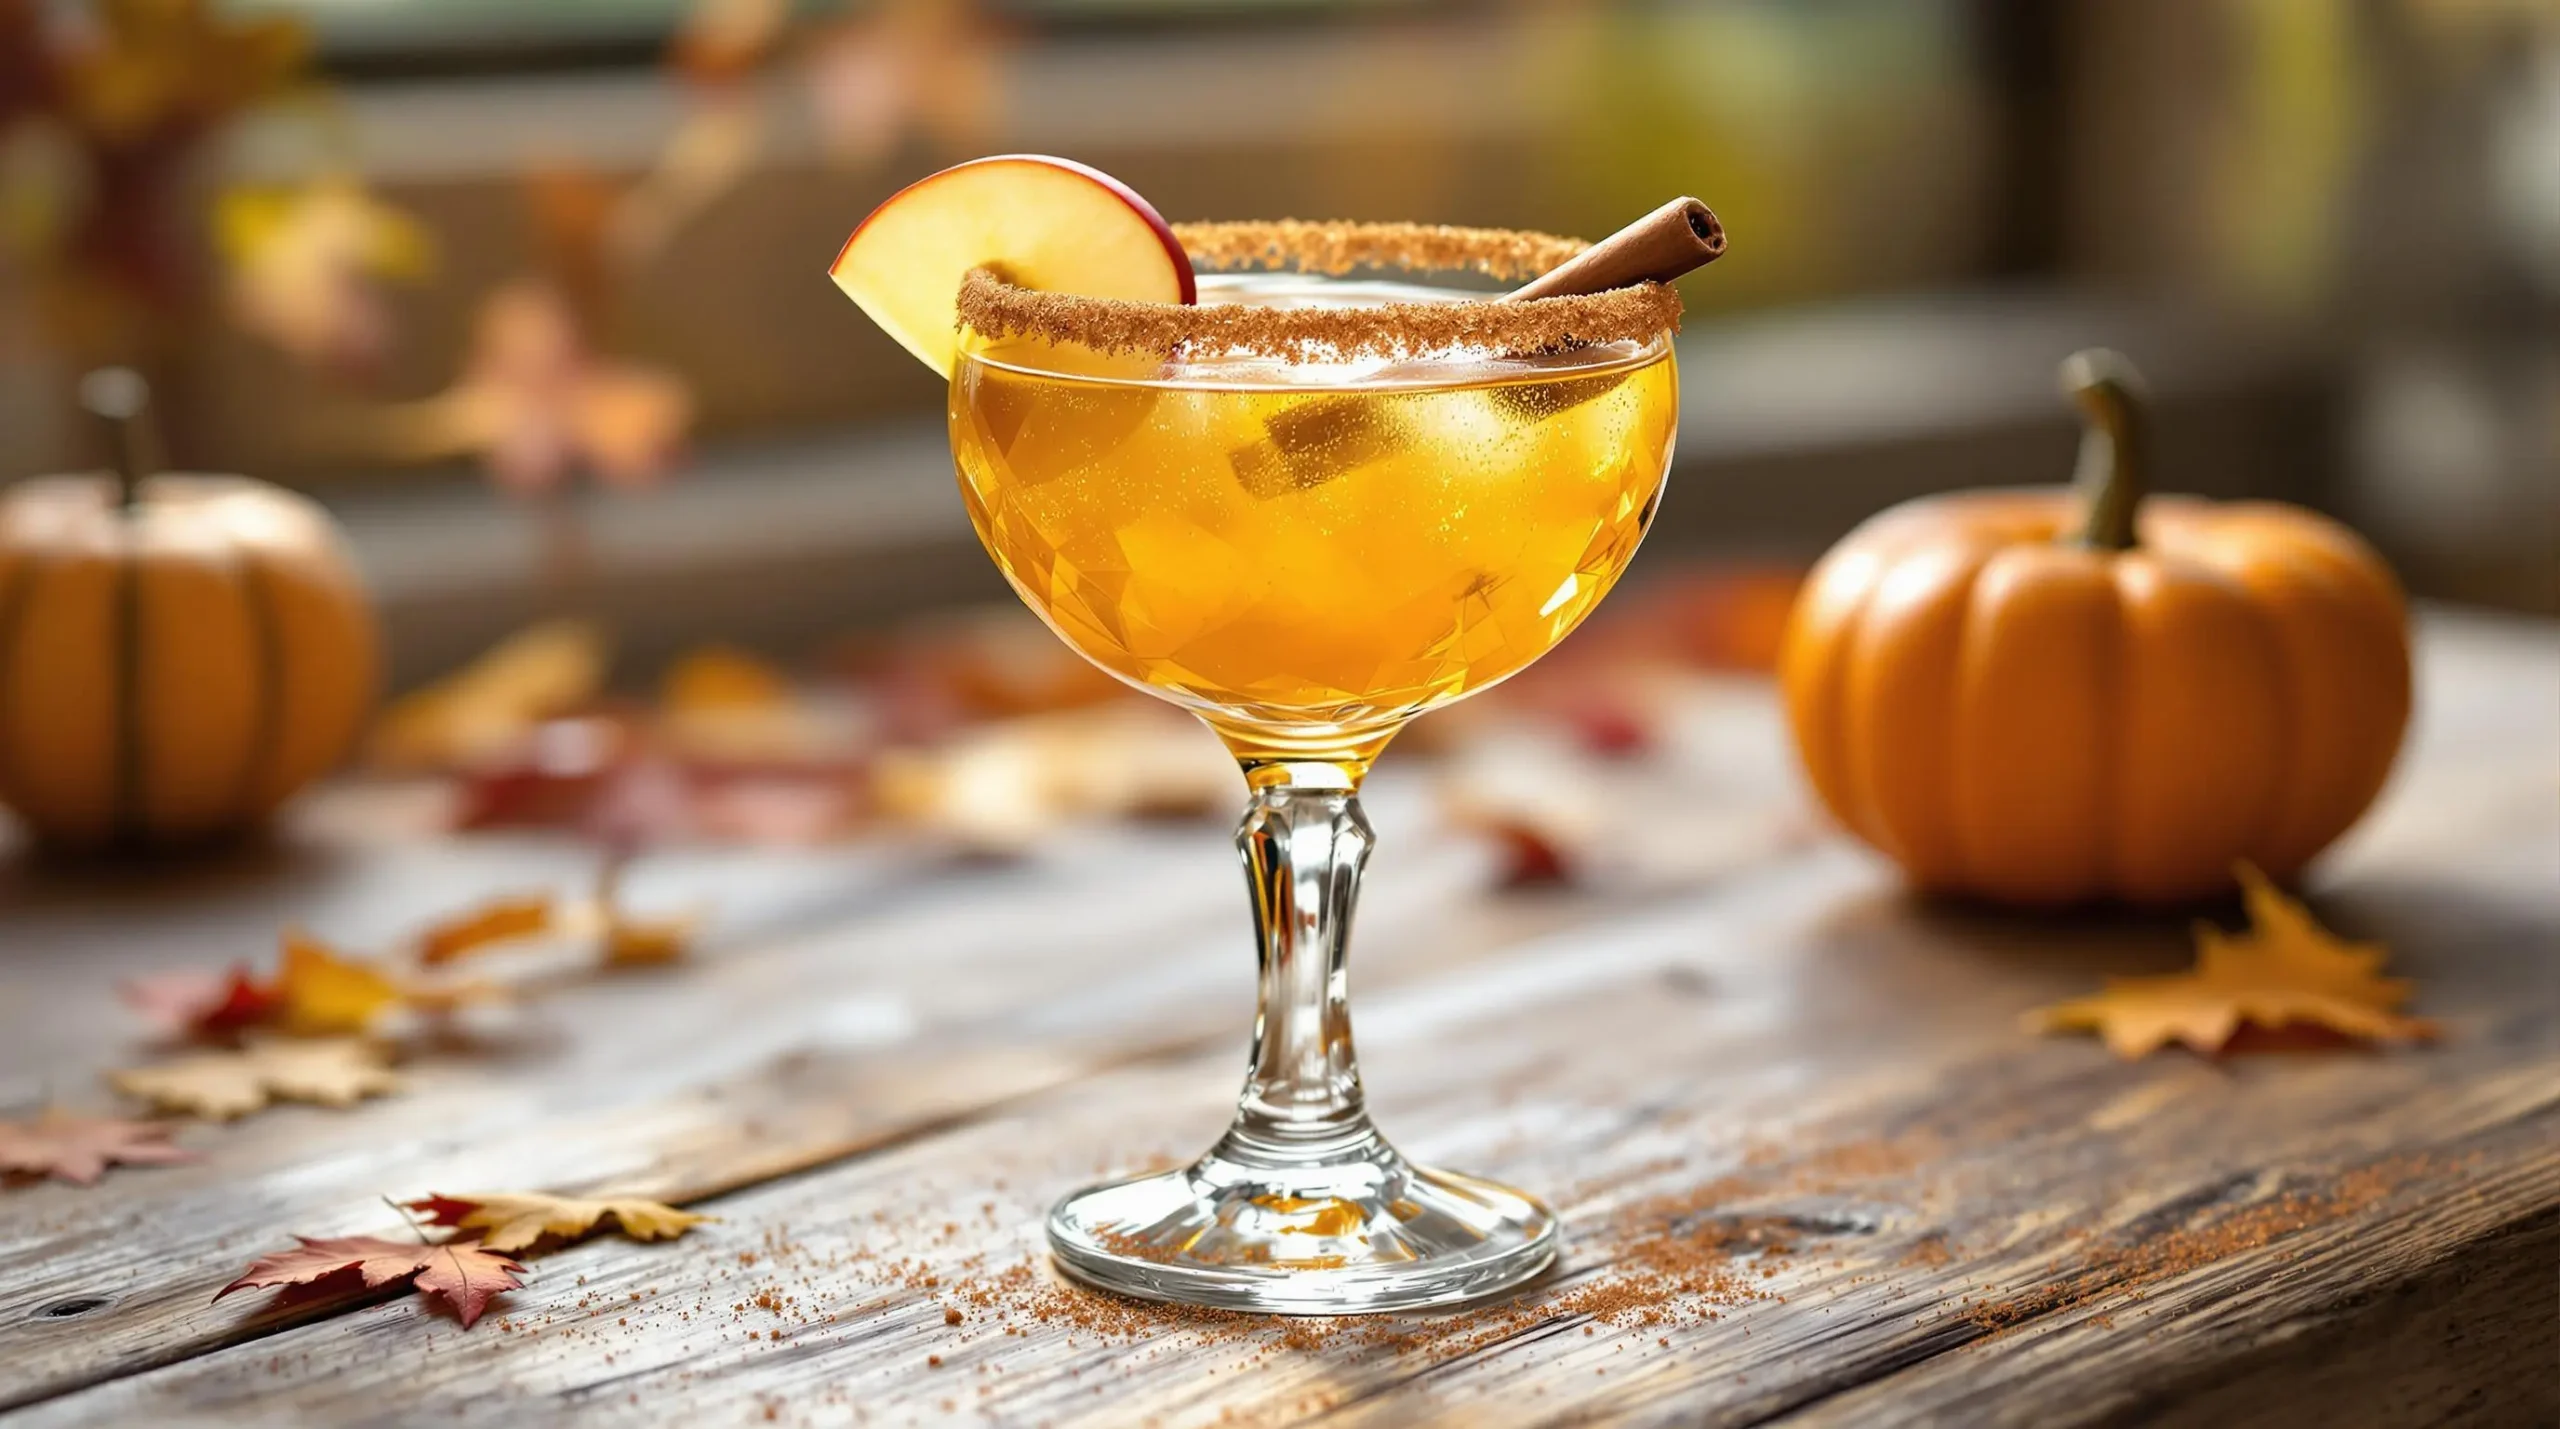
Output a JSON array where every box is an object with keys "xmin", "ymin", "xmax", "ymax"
[{"xmin": 949, "ymin": 275, "xmax": 1678, "ymax": 772}]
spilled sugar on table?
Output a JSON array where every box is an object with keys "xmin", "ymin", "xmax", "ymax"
[{"xmin": 0, "ymin": 611, "xmax": 2552, "ymax": 1428}]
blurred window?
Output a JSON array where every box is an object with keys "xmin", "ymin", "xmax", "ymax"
[{"xmin": 235, "ymin": 0, "xmax": 1422, "ymax": 65}]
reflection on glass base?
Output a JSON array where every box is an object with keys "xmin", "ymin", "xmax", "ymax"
[{"xmin": 1046, "ymin": 1127, "xmax": 1558, "ymax": 1315}]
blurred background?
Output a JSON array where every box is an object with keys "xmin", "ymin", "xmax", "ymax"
[{"xmin": 0, "ymin": 0, "xmax": 2552, "ymax": 698}]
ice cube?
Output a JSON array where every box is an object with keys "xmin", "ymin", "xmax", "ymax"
[{"xmin": 1230, "ymin": 397, "xmax": 1406, "ymax": 498}]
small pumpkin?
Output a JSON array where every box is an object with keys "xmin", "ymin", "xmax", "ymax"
[
  {"xmin": 1780, "ymin": 350, "xmax": 2409, "ymax": 905},
  {"xmin": 0, "ymin": 372, "xmax": 378, "ymax": 849}
]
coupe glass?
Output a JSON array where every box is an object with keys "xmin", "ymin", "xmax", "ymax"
[{"xmin": 947, "ymin": 227, "xmax": 1679, "ymax": 1313}]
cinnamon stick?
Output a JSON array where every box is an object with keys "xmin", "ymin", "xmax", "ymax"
[
  {"xmin": 1226, "ymin": 199, "xmax": 1722, "ymax": 497},
  {"xmin": 1503, "ymin": 198, "xmax": 1724, "ymax": 303}
]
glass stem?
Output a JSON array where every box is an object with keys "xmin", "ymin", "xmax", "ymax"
[{"xmin": 1220, "ymin": 784, "xmax": 1378, "ymax": 1162}]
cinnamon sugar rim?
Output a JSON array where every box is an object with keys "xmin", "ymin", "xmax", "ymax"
[{"xmin": 955, "ymin": 220, "xmax": 1683, "ymax": 362}]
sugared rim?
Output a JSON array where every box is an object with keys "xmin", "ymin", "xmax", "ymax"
[{"xmin": 953, "ymin": 220, "xmax": 1683, "ymax": 361}]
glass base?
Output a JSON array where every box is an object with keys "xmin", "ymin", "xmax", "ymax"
[{"xmin": 1046, "ymin": 1125, "xmax": 1558, "ymax": 1315}]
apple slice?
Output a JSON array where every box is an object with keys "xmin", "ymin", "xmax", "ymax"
[{"xmin": 831, "ymin": 155, "xmax": 1194, "ymax": 377}]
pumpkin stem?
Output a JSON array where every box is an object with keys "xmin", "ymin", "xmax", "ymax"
[
  {"xmin": 78, "ymin": 367, "xmax": 164, "ymax": 512},
  {"xmin": 2062, "ymin": 348, "xmax": 2148, "ymax": 552}
]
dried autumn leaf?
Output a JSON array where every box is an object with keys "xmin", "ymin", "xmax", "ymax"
[
  {"xmin": 660, "ymin": 646, "xmax": 869, "ymax": 777},
  {"xmin": 876, "ymin": 707, "xmax": 1230, "ymax": 856},
  {"xmin": 582, "ymin": 752, "xmax": 699, "ymax": 855},
  {"xmin": 110, "ymin": 1037, "xmax": 399, "ymax": 1120},
  {"xmin": 685, "ymin": 776, "xmax": 866, "ymax": 845},
  {"xmin": 446, "ymin": 716, "xmax": 641, "ymax": 832},
  {"xmin": 1439, "ymin": 759, "xmax": 1605, "ymax": 889},
  {"xmin": 0, "ymin": 1111, "xmax": 192, "ymax": 1186},
  {"xmin": 119, "ymin": 963, "xmax": 281, "ymax": 1040},
  {"xmin": 663, "ymin": 646, "xmax": 794, "ymax": 713},
  {"xmin": 2199, "ymin": 863, "xmax": 2404, "ymax": 997},
  {"xmin": 365, "ymin": 281, "xmax": 692, "ymax": 498},
  {"xmin": 594, "ymin": 908, "xmax": 691, "ymax": 966},
  {"xmin": 2032, "ymin": 865, "xmax": 2438, "ymax": 1058},
  {"xmin": 274, "ymin": 931, "xmax": 404, "ymax": 1036},
  {"xmin": 370, "ymin": 619, "xmax": 611, "ymax": 771},
  {"xmin": 216, "ymin": 177, "xmax": 431, "ymax": 371},
  {"xmin": 600, "ymin": 913, "xmax": 694, "ymax": 967},
  {"xmin": 406, "ymin": 1191, "xmax": 708, "ymax": 1252},
  {"xmin": 218, "ymin": 1235, "xmax": 524, "ymax": 1329},
  {"xmin": 417, "ymin": 895, "xmax": 556, "ymax": 966}
]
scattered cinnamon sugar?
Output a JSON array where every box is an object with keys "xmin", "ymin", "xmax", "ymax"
[
  {"xmin": 1957, "ymin": 1155, "xmax": 2435, "ymax": 1333},
  {"xmin": 953, "ymin": 220, "xmax": 1683, "ymax": 361},
  {"xmin": 481, "ymin": 1136, "xmax": 2435, "ymax": 1429}
]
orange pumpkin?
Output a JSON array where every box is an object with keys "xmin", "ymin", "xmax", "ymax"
[
  {"xmin": 1779, "ymin": 350, "xmax": 2409, "ymax": 905},
  {"xmin": 0, "ymin": 379, "xmax": 378, "ymax": 849}
]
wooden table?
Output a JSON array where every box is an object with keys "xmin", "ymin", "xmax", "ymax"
[{"xmin": 2, "ymin": 612, "xmax": 2553, "ymax": 1427}]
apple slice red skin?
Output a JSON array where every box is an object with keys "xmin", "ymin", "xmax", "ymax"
[{"xmin": 833, "ymin": 154, "xmax": 1196, "ymax": 309}]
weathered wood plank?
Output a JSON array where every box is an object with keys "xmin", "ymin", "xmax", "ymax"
[
  {"xmin": 0, "ymin": 751, "xmax": 1805, "ymax": 1407},
  {"xmin": 2, "ymin": 612, "xmax": 2552, "ymax": 1425},
  {"xmin": 15, "ymin": 837, "xmax": 2552, "ymax": 1428}
]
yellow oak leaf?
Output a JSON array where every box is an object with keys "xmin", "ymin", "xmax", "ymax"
[
  {"xmin": 109, "ymin": 1038, "xmax": 399, "ymax": 1120},
  {"xmin": 405, "ymin": 1191, "xmax": 709, "ymax": 1252},
  {"xmin": 2033, "ymin": 865, "xmax": 2437, "ymax": 1058},
  {"xmin": 275, "ymin": 932, "xmax": 405, "ymax": 1036}
]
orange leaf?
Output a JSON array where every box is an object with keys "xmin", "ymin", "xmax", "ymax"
[
  {"xmin": 0, "ymin": 1111, "xmax": 191, "ymax": 1186},
  {"xmin": 218, "ymin": 1235, "xmax": 523, "ymax": 1329},
  {"xmin": 662, "ymin": 647, "xmax": 794, "ymax": 714},
  {"xmin": 417, "ymin": 896, "xmax": 556, "ymax": 966},
  {"xmin": 275, "ymin": 932, "xmax": 405, "ymax": 1036},
  {"xmin": 2032, "ymin": 865, "xmax": 2438, "ymax": 1058}
]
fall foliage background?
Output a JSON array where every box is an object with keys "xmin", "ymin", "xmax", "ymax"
[{"xmin": 0, "ymin": 8, "xmax": 2550, "ymax": 1425}]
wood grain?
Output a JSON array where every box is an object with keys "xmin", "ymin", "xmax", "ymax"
[
  {"xmin": 1, "ymin": 613, "xmax": 2553, "ymax": 1427},
  {"xmin": 0, "ymin": 722, "xmax": 1803, "ymax": 1408}
]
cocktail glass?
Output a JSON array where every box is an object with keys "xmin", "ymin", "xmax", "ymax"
[{"xmin": 948, "ymin": 224, "xmax": 1681, "ymax": 1313}]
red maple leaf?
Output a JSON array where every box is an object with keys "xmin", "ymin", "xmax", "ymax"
[
  {"xmin": 217, "ymin": 1235, "xmax": 525, "ymax": 1328},
  {"xmin": 0, "ymin": 1112, "xmax": 193, "ymax": 1186},
  {"xmin": 120, "ymin": 964, "xmax": 282, "ymax": 1039}
]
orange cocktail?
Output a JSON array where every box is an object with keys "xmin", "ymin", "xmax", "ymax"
[
  {"xmin": 952, "ymin": 274, "xmax": 1677, "ymax": 777},
  {"xmin": 833, "ymin": 163, "xmax": 1716, "ymax": 1314}
]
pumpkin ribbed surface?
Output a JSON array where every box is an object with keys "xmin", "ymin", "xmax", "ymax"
[
  {"xmin": 0, "ymin": 473, "xmax": 378, "ymax": 848},
  {"xmin": 1781, "ymin": 490, "xmax": 2409, "ymax": 905}
]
